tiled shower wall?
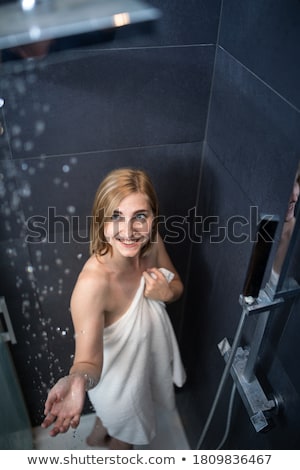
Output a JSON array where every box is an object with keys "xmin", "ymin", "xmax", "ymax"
[
  {"xmin": 1, "ymin": 0, "xmax": 300, "ymax": 450},
  {"xmin": 178, "ymin": 0, "xmax": 300, "ymax": 449}
]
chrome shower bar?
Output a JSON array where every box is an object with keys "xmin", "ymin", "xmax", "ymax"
[{"xmin": 218, "ymin": 291, "xmax": 284, "ymax": 433}]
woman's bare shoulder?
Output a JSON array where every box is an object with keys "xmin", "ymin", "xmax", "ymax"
[
  {"xmin": 70, "ymin": 256, "xmax": 109, "ymax": 322},
  {"xmin": 73, "ymin": 255, "xmax": 109, "ymax": 295}
]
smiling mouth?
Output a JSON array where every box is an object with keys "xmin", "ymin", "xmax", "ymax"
[{"xmin": 116, "ymin": 237, "xmax": 143, "ymax": 246}]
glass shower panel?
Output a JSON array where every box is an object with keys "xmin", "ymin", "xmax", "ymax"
[{"xmin": 0, "ymin": 321, "xmax": 33, "ymax": 449}]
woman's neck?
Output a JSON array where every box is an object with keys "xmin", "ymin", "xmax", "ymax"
[{"xmin": 105, "ymin": 251, "xmax": 142, "ymax": 274}]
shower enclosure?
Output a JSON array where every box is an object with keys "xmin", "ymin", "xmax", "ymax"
[{"xmin": 0, "ymin": 297, "xmax": 33, "ymax": 450}]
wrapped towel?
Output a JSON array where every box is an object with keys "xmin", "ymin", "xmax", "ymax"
[{"xmin": 88, "ymin": 268, "xmax": 186, "ymax": 445}]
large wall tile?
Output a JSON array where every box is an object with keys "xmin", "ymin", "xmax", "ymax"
[
  {"xmin": 0, "ymin": 47, "xmax": 214, "ymax": 160},
  {"xmin": 12, "ymin": 143, "xmax": 202, "ymax": 236},
  {"xmin": 219, "ymin": 0, "xmax": 300, "ymax": 109},
  {"xmin": 207, "ymin": 48, "xmax": 300, "ymax": 221}
]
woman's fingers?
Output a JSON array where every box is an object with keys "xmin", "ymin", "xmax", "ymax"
[
  {"xmin": 44, "ymin": 392, "xmax": 58, "ymax": 416},
  {"xmin": 41, "ymin": 411, "xmax": 57, "ymax": 429},
  {"xmin": 48, "ymin": 417, "xmax": 72, "ymax": 436},
  {"xmin": 42, "ymin": 410, "xmax": 80, "ymax": 435},
  {"xmin": 70, "ymin": 415, "xmax": 80, "ymax": 428}
]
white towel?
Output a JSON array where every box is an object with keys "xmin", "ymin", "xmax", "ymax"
[{"xmin": 88, "ymin": 268, "xmax": 186, "ymax": 445}]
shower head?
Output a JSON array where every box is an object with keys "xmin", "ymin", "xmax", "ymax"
[{"xmin": 0, "ymin": 0, "xmax": 161, "ymax": 50}]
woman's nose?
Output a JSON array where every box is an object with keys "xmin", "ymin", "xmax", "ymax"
[{"xmin": 119, "ymin": 218, "xmax": 133, "ymax": 238}]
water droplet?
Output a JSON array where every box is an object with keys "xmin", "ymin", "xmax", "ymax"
[
  {"xmin": 6, "ymin": 247, "xmax": 17, "ymax": 257},
  {"xmin": 5, "ymin": 220, "xmax": 11, "ymax": 231},
  {"xmin": 19, "ymin": 181, "xmax": 31, "ymax": 197},
  {"xmin": 24, "ymin": 141, "xmax": 34, "ymax": 152},
  {"xmin": 67, "ymin": 205, "xmax": 76, "ymax": 214},
  {"xmin": 62, "ymin": 165, "xmax": 70, "ymax": 173},
  {"xmin": 12, "ymin": 124, "xmax": 22, "ymax": 136},
  {"xmin": 35, "ymin": 120, "xmax": 45, "ymax": 136},
  {"xmin": 12, "ymin": 138, "xmax": 22, "ymax": 150},
  {"xmin": 11, "ymin": 192, "xmax": 20, "ymax": 210}
]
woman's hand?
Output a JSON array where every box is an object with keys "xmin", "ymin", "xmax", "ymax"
[
  {"xmin": 143, "ymin": 268, "xmax": 174, "ymax": 302},
  {"xmin": 41, "ymin": 374, "xmax": 86, "ymax": 436}
]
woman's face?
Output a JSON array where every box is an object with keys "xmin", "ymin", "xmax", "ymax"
[
  {"xmin": 285, "ymin": 179, "xmax": 300, "ymax": 222},
  {"xmin": 104, "ymin": 192, "xmax": 154, "ymax": 258}
]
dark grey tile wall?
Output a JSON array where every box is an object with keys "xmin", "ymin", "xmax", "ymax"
[
  {"xmin": 207, "ymin": 48, "xmax": 300, "ymax": 219},
  {"xmin": 178, "ymin": 0, "xmax": 300, "ymax": 450},
  {"xmin": 0, "ymin": 47, "xmax": 213, "ymax": 160},
  {"xmin": 0, "ymin": 0, "xmax": 218, "ymax": 430},
  {"xmin": 219, "ymin": 0, "xmax": 300, "ymax": 109}
]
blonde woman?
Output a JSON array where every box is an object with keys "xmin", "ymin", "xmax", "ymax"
[{"xmin": 42, "ymin": 168, "xmax": 186, "ymax": 449}]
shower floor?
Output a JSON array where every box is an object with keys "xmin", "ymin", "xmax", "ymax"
[{"xmin": 33, "ymin": 407, "xmax": 190, "ymax": 450}]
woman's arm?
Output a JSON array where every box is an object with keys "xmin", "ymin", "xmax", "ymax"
[
  {"xmin": 42, "ymin": 271, "xmax": 106, "ymax": 436},
  {"xmin": 69, "ymin": 272, "xmax": 105, "ymax": 382}
]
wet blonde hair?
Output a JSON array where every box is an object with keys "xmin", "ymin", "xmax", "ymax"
[{"xmin": 90, "ymin": 168, "xmax": 159, "ymax": 257}]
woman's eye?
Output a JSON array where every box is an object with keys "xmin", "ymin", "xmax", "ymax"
[
  {"xmin": 111, "ymin": 212, "xmax": 121, "ymax": 221},
  {"xmin": 135, "ymin": 213, "xmax": 147, "ymax": 221}
]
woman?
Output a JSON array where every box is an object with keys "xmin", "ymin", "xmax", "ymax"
[
  {"xmin": 270, "ymin": 163, "xmax": 300, "ymax": 286},
  {"xmin": 42, "ymin": 168, "xmax": 186, "ymax": 449}
]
